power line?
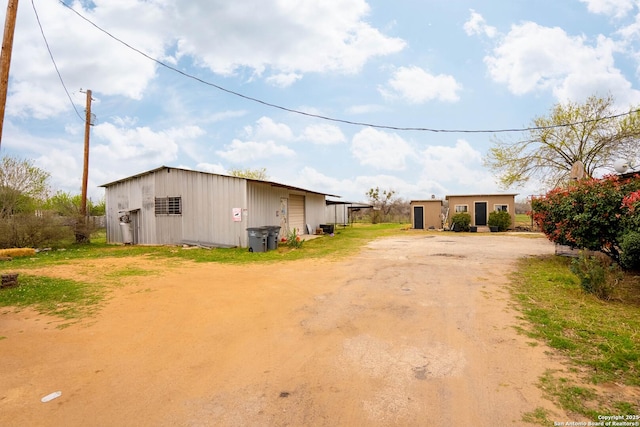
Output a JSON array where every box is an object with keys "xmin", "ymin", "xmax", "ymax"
[
  {"xmin": 58, "ymin": 1, "xmax": 640, "ymax": 134},
  {"xmin": 32, "ymin": 0, "xmax": 84, "ymax": 122}
]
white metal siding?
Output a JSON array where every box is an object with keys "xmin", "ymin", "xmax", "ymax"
[
  {"xmin": 104, "ymin": 174, "xmax": 157, "ymax": 244},
  {"xmin": 170, "ymin": 169, "xmax": 247, "ymax": 247},
  {"xmin": 326, "ymin": 204, "xmax": 348, "ymax": 225},
  {"xmin": 304, "ymin": 193, "xmax": 327, "ymax": 231},
  {"xmin": 104, "ymin": 168, "xmax": 330, "ymax": 246},
  {"xmin": 246, "ymin": 182, "xmax": 289, "ymax": 238}
]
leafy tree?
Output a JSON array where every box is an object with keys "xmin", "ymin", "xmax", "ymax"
[
  {"xmin": 89, "ymin": 198, "xmax": 106, "ymax": 216},
  {"xmin": 44, "ymin": 191, "xmax": 82, "ymax": 216},
  {"xmin": 229, "ymin": 167, "xmax": 269, "ymax": 180},
  {"xmin": 0, "ymin": 155, "xmax": 50, "ymax": 218},
  {"xmin": 366, "ymin": 187, "xmax": 397, "ymax": 223},
  {"xmin": 42, "ymin": 191, "xmax": 104, "ymax": 216},
  {"xmin": 485, "ymin": 95, "xmax": 640, "ymax": 189}
]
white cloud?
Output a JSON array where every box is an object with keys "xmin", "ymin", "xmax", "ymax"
[
  {"xmin": 92, "ymin": 124, "xmax": 179, "ymax": 163},
  {"xmin": 379, "ymin": 66, "xmax": 462, "ymax": 103},
  {"xmin": 7, "ymin": 0, "xmax": 167, "ymax": 119},
  {"xmin": 578, "ymin": 0, "xmax": 636, "ymax": 18},
  {"xmin": 463, "ymin": 10, "xmax": 497, "ymax": 38},
  {"xmin": 216, "ymin": 140, "xmax": 295, "ymax": 163},
  {"xmin": 266, "ymin": 73, "xmax": 303, "ymax": 88},
  {"xmin": 418, "ymin": 139, "xmax": 495, "ymax": 192},
  {"xmin": 299, "ymin": 124, "xmax": 347, "ymax": 145},
  {"xmin": 353, "ymin": 174, "xmax": 421, "ymax": 199},
  {"xmin": 294, "ymin": 167, "xmax": 354, "ymax": 197},
  {"xmin": 351, "ymin": 127, "xmax": 414, "ymax": 170},
  {"xmin": 197, "ymin": 162, "xmax": 227, "ymax": 175},
  {"xmin": 245, "ymin": 117, "xmax": 294, "ymax": 141},
  {"xmin": 5, "ymin": 0, "xmax": 405, "ymax": 120},
  {"xmin": 483, "ymin": 21, "xmax": 640, "ymax": 103},
  {"xmin": 173, "ymin": 1, "xmax": 405, "ymax": 77}
]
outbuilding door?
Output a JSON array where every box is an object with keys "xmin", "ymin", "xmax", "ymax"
[
  {"xmin": 289, "ymin": 194, "xmax": 305, "ymax": 234},
  {"xmin": 413, "ymin": 206, "xmax": 424, "ymax": 229},
  {"xmin": 474, "ymin": 202, "xmax": 487, "ymax": 226}
]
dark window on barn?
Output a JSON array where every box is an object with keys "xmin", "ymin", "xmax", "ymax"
[
  {"xmin": 495, "ymin": 204, "xmax": 508, "ymax": 212},
  {"xmin": 155, "ymin": 197, "xmax": 182, "ymax": 215}
]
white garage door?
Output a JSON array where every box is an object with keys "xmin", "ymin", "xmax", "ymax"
[{"xmin": 288, "ymin": 194, "xmax": 305, "ymax": 234}]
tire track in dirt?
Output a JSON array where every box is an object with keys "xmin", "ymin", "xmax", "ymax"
[{"xmin": 0, "ymin": 234, "xmax": 572, "ymax": 426}]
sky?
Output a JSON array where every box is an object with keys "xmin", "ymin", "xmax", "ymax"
[{"xmin": 1, "ymin": 0, "xmax": 640, "ymax": 203}]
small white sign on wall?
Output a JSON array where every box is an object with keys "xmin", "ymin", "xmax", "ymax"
[{"xmin": 232, "ymin": 208, "xmax": 242, "ymax": 222}]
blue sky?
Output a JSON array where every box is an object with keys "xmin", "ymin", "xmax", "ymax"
[{"xmin": 2, "ymin": 0, "xmax": 639, "ymax": 203}]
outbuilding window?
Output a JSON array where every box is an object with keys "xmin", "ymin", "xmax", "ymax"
[
  {"xmin": 155, "ymin": 196, "xmax": 182, "ymax": 215},
  {"xmin": 454, "ymin": 205, "xmax": 468, "ymax": 213},
  {"xmin": 494, "ymin": 204, "xmax": 508, "ymax": 212}
]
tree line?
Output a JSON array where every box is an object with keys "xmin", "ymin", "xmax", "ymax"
[{"xmin": 0, "ymin": 156, "xmax": 105, "ymax": 248}]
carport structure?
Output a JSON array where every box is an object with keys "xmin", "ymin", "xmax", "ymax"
[{"xmin": 325, "ymin": 200, "xmax": 373, "ymax": 226}]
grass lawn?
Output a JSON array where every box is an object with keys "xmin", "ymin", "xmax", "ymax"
[{"xmin": 512, "ymin": 255, "xmax": 640, "ymax": 422}]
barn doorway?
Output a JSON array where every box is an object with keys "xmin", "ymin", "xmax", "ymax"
[{"xmin": 288, "ymin": 194, "xmax": 305, "ymax": 234}]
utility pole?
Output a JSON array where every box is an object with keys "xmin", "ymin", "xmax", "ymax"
[
  {"xmin": 0, "ymin": 0, "xmax": 19, "ymax": 149},
  {"xmin": 78, "ymin": 89, "xmax": 93, "ymax": 243},
  {"xmin": 80, "ymin": 89, "xmax": 92, "ymax": 217}
]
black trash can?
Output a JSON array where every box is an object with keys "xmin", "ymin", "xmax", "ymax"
[
  {"xmin": 266, "ymin": 226, "xmax": 281, "ymax": 250},
  {"xmin": 319, "ymin": 224, "xmax": 334, "ymax": 234},
  {"xmin": 247, "ymin": 227, "xmax": 268, "ymax": 252}
]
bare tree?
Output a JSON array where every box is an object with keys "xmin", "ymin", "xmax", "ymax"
[
  {"xmin": 485, "ymin": 94, "xmax": 640, "ymax": 189},
  {"xmin": 366, "ymin": 187, "xmax": 398, "ymax": 223}
]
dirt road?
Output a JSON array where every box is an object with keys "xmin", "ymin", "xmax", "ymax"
[{"xmin": 0, "ymin": 233, "xmax": 572, "ymax": 426}]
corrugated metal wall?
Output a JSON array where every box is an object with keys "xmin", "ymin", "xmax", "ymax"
[
  {"xmin": 246, "ymin": 183, "xmax": 327, "ymax": 236},
  {"xmin": 163, "ymin": 169, "xmax": 248, "ymax": 247},
  {"xmin": 304, "ymin": 193, "xmax": 326, "ymax": 232},
  {"xmin": 105, "ymin": 168, "xmax": 329, "ymax": 247},
  {"xmin": 325, "ymin": 204, "xmax": 348, "ymax": 225},
  {"xmin": 247, "ymin": 182, "xmax": 289, "ymax": 238},
  {"xmin": 104, "ymin": 174, "xmax": 157, "ymax": 244}
]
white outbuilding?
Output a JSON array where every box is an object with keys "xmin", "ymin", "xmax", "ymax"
[{"xmin": 100, "ymin": 166, "xmax": 339, "ymax": 248}]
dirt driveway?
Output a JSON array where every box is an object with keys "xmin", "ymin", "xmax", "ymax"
[{"xmin": 0, "ymin": 233, "xmax": 573, "ymax": 426}]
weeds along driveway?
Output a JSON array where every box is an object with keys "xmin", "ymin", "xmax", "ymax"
[{"xmin": 0, "ymin": 233, "xmax": 574, "ymax": 426}]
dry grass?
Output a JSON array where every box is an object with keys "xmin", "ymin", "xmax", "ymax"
[{"xmin": 0, "ymin": 248, "xmax": 36, "ymax": 259}]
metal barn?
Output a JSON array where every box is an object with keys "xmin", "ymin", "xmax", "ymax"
[{"xmin": 100, "ymin": 166, "xmax": 337, "ymax": 248}]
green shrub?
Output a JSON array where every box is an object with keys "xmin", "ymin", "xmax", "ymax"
[
  {"xmin": 282, "ymin": 227, "xmax": 304, "ymax": 249},
  {"xmin": 532, "ymin": 175, "xmax": 640, "ymax": 263},
  {"xmin": 451, "ymin": 213, "xmax": 471, "ymax": 232},
  {"xmin": 488, "ymin": 211, "xmax": 511, "ymax": 231},
  {"xmin": 620, "ymin": 231, "xmax": 640, "ymax": 271},
  {"xmin": 0, "ymin": 214, "xmax": 72, "ymax": 249},
  {"xmin": 569, "ymin": 252, "xmax": 621, "ymax": 300}
]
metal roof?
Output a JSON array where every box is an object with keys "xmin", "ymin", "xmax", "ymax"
[
  {"xmin": 325, "ymin": 199, "xmax": 373, "ymax": 208},
  {"xmin": 100, "ymin": 165, "xmax": 341, "ymax": 197}
]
